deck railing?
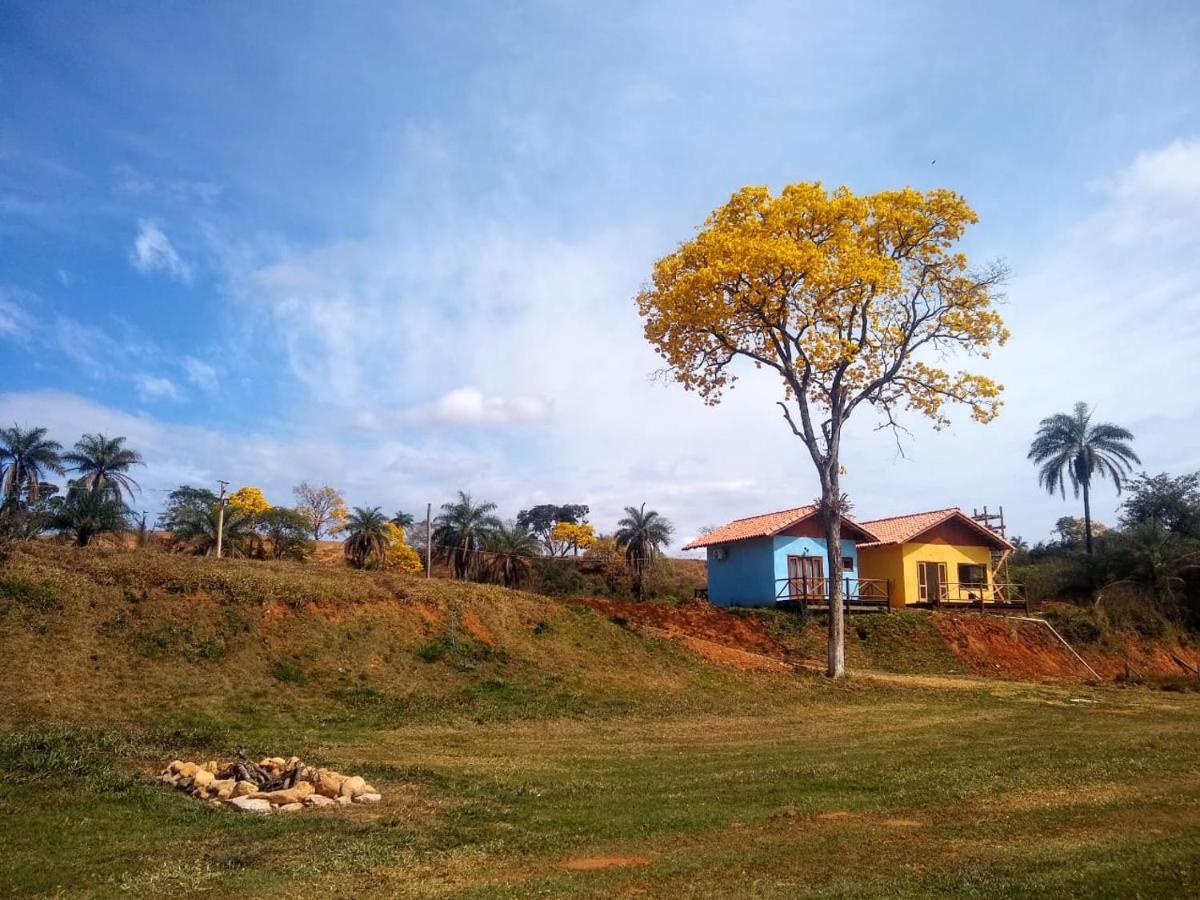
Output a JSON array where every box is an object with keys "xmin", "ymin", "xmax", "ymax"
[
  {"xmin": 915, "ymin": 581, "xmax": 1027, "ymax": 612},
  {"xmin": 774, "ymin": 576, "xmax": 891, "ymax": 611}
]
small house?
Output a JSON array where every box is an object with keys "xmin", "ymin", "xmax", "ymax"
[
  {"xmin": 682, "ymin": 505, "xmax": 881, "ymax": 608},
  {"xmin": 856, "ymin": 508, "xmax": 1015, "ymax": 609}
]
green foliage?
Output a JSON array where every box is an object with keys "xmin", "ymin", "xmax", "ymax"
[
  {"xmin": 343, "ymin": 506, "xmax": 391, "ymax": 569},
  {"xmin": 0, "ymin": 424, "xmax": 65, "ymax": 507},
  {"xmin": 615, "ymin": 503, "xmax": 674, "ymax": 601},
  {"xmin": 1042, "ymin": 604, "xmax": 1105, "ymax": 645},
  {"xmin": 49, "ymin": 482, "xmax": 132, "ymax": 546},
  {"xmin": 482, "ymin": 523, "xmax": 540, "ymax": 587},
  {"xmin": 62, "ymin": 433, "xmax": 144, "ymax": 503},
  {"xmin": 1010, "ymin": 556, "xmax": 1095, "ymax": 604},
  {"xmin": 257, "ymin": 506, "xmax": 314, "ymax": 560},
  {"xmin": 1028, "ymin": 401, "xmax": 1139, "ymax": 554},
  {"xmin": 0, "ymin": 574, "xmax": 62, "ymax": 615},
  {"xmin": 1120, "ymin": 471, "xmax": 1200, "ymax": 538},
  {"xmin": 270, "ymin": 657, "xmax": 309, "ymax": 685},
  {"xmin": 0, "ymin": 725, "xmax": 135, "ymax": 793},
  {"xmin": 531, "ymin": 557, "xmax": 587, "ymax": 596},
  {"xmin": 516, "ymin": 503, "xmax": 589, "ymax": 554},
  {"xmin": 432, "ymin": 491, "xmax": 501, "ymax": 579},
  {"xmin": 159, "ymin": 485, "xmax": 259, "ymax": 557}
]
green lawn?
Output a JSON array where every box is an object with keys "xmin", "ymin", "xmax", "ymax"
[{"xmin": 3, "ymin": 673, "xmax": 1199, "ymax": 898}]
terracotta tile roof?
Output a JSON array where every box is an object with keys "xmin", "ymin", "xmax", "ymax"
[
  {"xmin": 682, "ymin": 505, "xmax": 879, "ymax": 550},
  {"xmin": 682, "ymin": 505, "xmax": 820, "ymax": 550},
  {"xmin": 858, "ymin": 507, "xmax": 1012, "ymax": 550}
]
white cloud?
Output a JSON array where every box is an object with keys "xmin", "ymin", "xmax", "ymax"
[
  {"xmin": 115, "ymin": 166, "xmax": 221, "ymax": 204},
  {"xmin": 424, "ymin": 387, "xmax": 550, "ymax": 427},
  {"xmin": 1089, "ymin": 137, "xmax": 1200, "ymax": 246},
  {"xmin": 223, "ymin": 137, "xmax": 1200, "ymax": 548},
  {"xmin": 0, "ymin": 290, "xmax": 32, "ymax": 338},
  {"xmin": 182, "ymin": 356, "xmax": 218, "ymax": 392},
  {"xmin": 130, "ymin": 219, "xmax": 193, "ymax": 283},
  {"xmin": 133, "ymin": 373, "xmax": 182, "ymax": 402}
]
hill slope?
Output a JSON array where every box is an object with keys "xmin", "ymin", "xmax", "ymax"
[
  {"xmin": 0, "ymin": 543, "xmax": 770, "ymax": 738},
  {"xmin": 3, "ymin": 542, "xmax": 1198, "ymax": 741}
]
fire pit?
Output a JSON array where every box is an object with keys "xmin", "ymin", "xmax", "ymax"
[{"xmin": 158, "ymin": 753, "xmax": 381, "ymax": 813}]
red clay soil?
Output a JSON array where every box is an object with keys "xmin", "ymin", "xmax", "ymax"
[
  {"xmin": 932, "ymin": 613, "xmax": 1200, "ymax": 680},
  {"xmin": 932, "ymin": 614, "xmax": 1091, "ymax": 679},
  {"xmin": 576, "ymin": 598, "xmax": 816, "ymax": 667}
]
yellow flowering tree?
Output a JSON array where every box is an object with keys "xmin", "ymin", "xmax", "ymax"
[
  {"xmin": 637, "ymin": 183, "xmax": 1008, "ymax": 677},
  {"xmin": 381, "ymin": 522, "xmax": 423, "ymax": 574},
  {"xmin": 292, "ymin": 482, "xmax": 349, "ymax": 540},
  {"xmin": 227, "ymin": 486, "xmax": 270, "ymax": 518},
  {"xmin": 550, "ymin": 521, "xmax": 596, "ymax": 556}
]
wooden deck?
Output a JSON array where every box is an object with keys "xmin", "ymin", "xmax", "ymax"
[{"xmin": 910, "ymin": 598, "xmax": 1029, "ymax": 615}]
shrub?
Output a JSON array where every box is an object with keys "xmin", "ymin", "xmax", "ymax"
[
  {"xmin": 271, "ymin": 658, "xmax": 309, "ymax": 685},
  {"xmin": 0, "ymin": 574, "xmax": 62, "ymax": 615},
  {"xmin": 1042, "ymin": 604, "xmax": 1105, "ymax": 645}
]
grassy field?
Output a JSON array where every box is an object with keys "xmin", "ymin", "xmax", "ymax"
[{"xmin": 2, "ymin": 544, "xmax": 1200, "ymax": 897}]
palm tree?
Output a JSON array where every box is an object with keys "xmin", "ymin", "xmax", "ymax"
[
  {"xmin": 170, "ymin": 502, "xmax": 257, "ymax": 557},
  {"xmin": 615, "ymin": 503, "xmax": 674, "ymax": 601},
  {"xmin": 343, "ymin": 506, "xmax": 392, "ymax": 569},
  {"xmin": 63, "ymin": 434, "xmax": 144, "ymax": 502},
  {"xmin": 391, "ymin": 510, "xmax": 416, "ymax": 530},
  {"xmin": 432, "ymin": 491, "xmax": 502, "ymax": 579},
  {"xmin": 51, "ymin": 482, "xmax": 131, "ymax": 547},
  {"xmin": 1028, "ymin": 402, "xmax": 1140, "ymax": 555},
  {"xmin": 0, "ymin": 425, "xmax": 64, "ymax": 506},
  {"xmin": 484, "ymin": 524, "xmax": 541, "ymax": 588}
]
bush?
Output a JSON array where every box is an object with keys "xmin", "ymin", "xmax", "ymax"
[
  {"xmin": 1011, "ymin": 556, "xmax": 1094, "ymax": 604},
  {"xmin": 1042, "ymin": 604, "xmax": 1105, "ymax": 645},
  {"xmin": 530, "ymin": 558, "xmax": 587, "ymax": 597},
  {"xmin": 0, "ymin": 574, "xmax": 62, "ymax": 615},
  {"xmin": 271, "ymin": 658, "xmax": 309, "ymax": 685},
  {"xmin": 1097, "ymin": 583, "xmax": 1176, "ymax": 639}
]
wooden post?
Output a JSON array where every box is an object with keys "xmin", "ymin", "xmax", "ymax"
[
  {"xmin": 215, "ymin": 480, "xmax": 229, "ymax": 559},
  {"xmin": 425, "ymin": 502, "xmax": 432, "ymax": 579}
]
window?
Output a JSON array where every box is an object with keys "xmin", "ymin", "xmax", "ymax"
[
  {"xmin": 841, "ymin": 556, "xmax": 855, "ymax": 571},
  {"xmin": 958, "ymin": 563, "xmax": 987, "ymax": 587}
]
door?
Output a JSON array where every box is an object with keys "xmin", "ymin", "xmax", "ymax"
[
  {"xmin": 917, "ymin": 561, "xmax": 948, "ymax": 603},
  {"xmin": 787, "ymin": 555, "xmax": 825, "ymax": 600}
]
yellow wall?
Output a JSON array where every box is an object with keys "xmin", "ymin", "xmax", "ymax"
[
  {"xmin": 856, "ymin": 545, "xmax": 905, "ymax": 608},
  {"xmin": 859, "ymin": 542, "xmax": 994, "ymax": 607}
]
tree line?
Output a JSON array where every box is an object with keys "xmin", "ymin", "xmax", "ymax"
[{"xmin": 0, "ymin": 425, "xmax": 676, "ymax": 600}]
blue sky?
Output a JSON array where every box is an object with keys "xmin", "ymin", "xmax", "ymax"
[{"xmin": 2, "ymin": 0, "xmax": 1199, "ymax": 546}]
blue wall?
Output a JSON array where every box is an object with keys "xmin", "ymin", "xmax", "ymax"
[
  {"xmin": 705, "ymin": 536, "xmax": 861, "ymax": 607},
  {"xmin": 705, "ymin": 537, "xmax": 775, "ymax": 606}
]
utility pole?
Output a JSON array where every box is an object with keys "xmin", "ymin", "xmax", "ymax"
[
  {"xmin": 425, "ymin": 502, "xmax": 432, "ymax": 578},
  {"xmin": 216, "ymin": 480, "xmax": 229, "ymax": 559}
]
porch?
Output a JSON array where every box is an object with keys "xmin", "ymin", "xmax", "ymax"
[
  {"xmin": 774, "ymin": 575, "xmax": 892, "ymax": 614},
  {"xmin": 908, "ymin": 581, "xmax": 1028, "ymax": 614}
]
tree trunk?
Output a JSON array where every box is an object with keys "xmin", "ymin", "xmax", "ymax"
[
  {"xmin": 820, "ymin": 468, "xmax": 845, "ymax": 679},
  {"xmin": 1082, "ymin": 478, "xmax": 1093, "ymax": 556}
]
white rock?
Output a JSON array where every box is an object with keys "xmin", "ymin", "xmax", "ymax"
[
  {"xmin": 278, "ymin": 803, "xmax": 304, "ymax": 812},
  {"xmin": 354, "ymin": 793, "xmax": 382, "ymax": 804},
  {"xmin": 227, "ymin": 796, "xmax": 272, "ymax": 813},
  {"xmin": 335, "ymin": 795, "xmax": 353, "ymax": 806},
  {"xmin": 305, "ymin": 795, "xmax": 335, "ymax": 808}
]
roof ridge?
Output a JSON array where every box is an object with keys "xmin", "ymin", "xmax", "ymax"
[
  {"xmin": 725, "ymin": 503, "xmax": 816, "ymax": 523},
  {"xmin": 859, "ymin": 507, "xmax": 960, "ymax": 524}
]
